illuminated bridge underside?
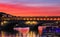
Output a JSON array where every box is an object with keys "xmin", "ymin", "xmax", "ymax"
[{"xmin": 1, "ymin": 16, "xmax": 60, "ymax": 21}]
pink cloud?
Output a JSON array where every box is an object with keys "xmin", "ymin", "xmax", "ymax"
[{"xmin": 0, "ymin": 3, "xmax": 60, "ymax": 16}]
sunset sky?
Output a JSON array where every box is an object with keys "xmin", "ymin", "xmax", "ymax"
[{"xmin": 0, "ymin": 0, "xmax": 60, "ymax": 16}]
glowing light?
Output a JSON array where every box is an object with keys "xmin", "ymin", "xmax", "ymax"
[
  {"xmin": 54, "ymin": 18, "xmax": 57, "ymax": 20},
  {"xmin": 57, "ymin": 18, "xmax": 60, "ymax": 20},
  {"xmin": 47, "ymin": 18, "xmax": 50, "ymax": 20},
  {"xmin": 25, "ymin": 21, "xmax": 38, "ymax": 25},
  {"xmin": 43, "ymin": 18, "xmax": 46, "ymax": 20},
  {"xmin": 26, "ymin": 18, "xmax": 29, "ymax": 20},
  {"xmin": 40, "ymin": 18, "xmax": 43, "ymax": 20},
  {"xmin": 33, "ymin": 18, "xmax": 36, "ymax": 20},
  {"xmin": 25, "ymin": 21, "xmax": 31, "ymax": 24},
  {"xmin": 37, "ymin": 18, "xmax": 39, "ymax": 20},
  {"xmin": 32, "ymin": 21, "xmax": 38, "ymax": 25},
  {"xmin": 30, "ymin": 18, "xmax": 33, "ymax": 20},
  {"xmin": 56, "ymin": 21, "xmax": 58, "ymax": 24},
  {"xmin": 50, "ymin": 18, "xmax": 53, "ymax": 20},
  {"xmin": 23, "ymin": 18, "xmax": 26, "ymax": 20},
  {"xmin": 1, "ymin": 21, "xmax": 8, "ymax": 26}
]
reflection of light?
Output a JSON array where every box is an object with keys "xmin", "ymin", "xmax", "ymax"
[
  {"xmin": 1, "ymin": 31, "xmax": 4, "ymax": 37},
  {"xmin": 16, "ymin": 33, "xmax": 19, "ymax": 37},
  {"xmin": 29, "ymin": 31, "xmax": 36, "ymax": 37},
  {"xmin": 55, "ymin": 28, "xmax": 60, "ymax": 33},
  {"xmin": 25, "ymin": 21, "xmax": 38, "ymax": 25}
]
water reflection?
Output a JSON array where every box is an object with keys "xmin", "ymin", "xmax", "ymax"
[
  {"xmin": 0, "ymin": 31, "xmax": 37, "ymax": 37},
  {"xmin": 0, "ymin": 30, "xmax": 59, "ymax": 37},
  {"xmin": 0, "ymin": 26, "xmax": 60, "ymax": 37}
]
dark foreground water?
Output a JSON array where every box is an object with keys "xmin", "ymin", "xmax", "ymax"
[{"xmin": 0, "ymin": 31, "xmax": 60, "ymax": 37}]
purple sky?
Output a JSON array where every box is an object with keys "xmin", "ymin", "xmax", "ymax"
[{"xmin": 0, "ymin": 0, "xmax": 60, "ymax": 7}]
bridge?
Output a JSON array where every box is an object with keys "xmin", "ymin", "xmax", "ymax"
[{"xmin": 0, "ymin": 12, "xmax": 60, "ymax": 37}]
